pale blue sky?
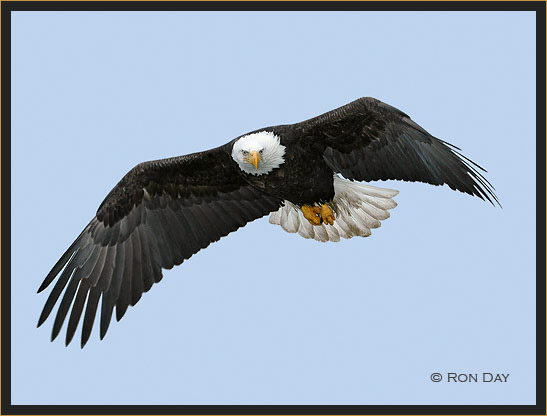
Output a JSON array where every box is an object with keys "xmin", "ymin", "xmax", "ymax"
[{"xmin": 11, "ymin": 11, "xmax": 536, "ymax": 405}]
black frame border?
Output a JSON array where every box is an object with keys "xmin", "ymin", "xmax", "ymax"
[{"xmin": 1, "ymin": 1, "xmax": 545, "ymax": 415}]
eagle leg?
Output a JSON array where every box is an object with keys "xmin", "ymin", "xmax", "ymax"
[
  {"xmin": 301, "ymin": 205, "xmax": 322, "ymax": 225},
  {"xmin": 320, "ymin": 204, "xmax": 335, "ymax": 225}
]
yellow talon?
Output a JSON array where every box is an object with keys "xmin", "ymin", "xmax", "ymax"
[
  {"xmin": 301, "ymin": 204, "xmax": 335, "ymax": 226},
  {"xmin": 301, "ymin": 205, "xmax": 321, "ymax": 225},
  {"xmin": 320, "ymin": 204, "xmax": 335, "ymax": 225}
]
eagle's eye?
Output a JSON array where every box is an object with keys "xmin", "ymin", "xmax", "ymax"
[
  {"xmin": 259, "ymin": 149, "xmax": 264, "ymax": 155},
  {"xmin": 242, "ymin": 150, "xmax": 249, "ymax": 157}
]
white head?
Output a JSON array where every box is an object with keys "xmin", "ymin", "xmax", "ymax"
[{"xmin": 231, "ymin": 131, "xmax": 286, "ymax": 176}]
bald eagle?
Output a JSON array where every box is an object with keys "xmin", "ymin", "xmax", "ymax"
[{"xmin": 37, "ymin": 97, "xmax": 498, "ymax": 347}]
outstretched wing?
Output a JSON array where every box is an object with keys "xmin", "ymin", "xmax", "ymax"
[
  {"xmin": 37, "ymin": 145, "xmax": 282, "ymax": 347},
  {"xmin": 288, "ymin": 97, "xmax": 498, "ymax": 205}
]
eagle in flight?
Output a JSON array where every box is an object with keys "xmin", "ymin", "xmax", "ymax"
[{"xmin": 37, "ymin": 97, "xmax": 498, "ymax": 347}]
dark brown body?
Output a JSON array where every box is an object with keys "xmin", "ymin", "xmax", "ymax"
[{"xmin": 235, "ymin": 135, "xmax": 335, "ymax": 206}]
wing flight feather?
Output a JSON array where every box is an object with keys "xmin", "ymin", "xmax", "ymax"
[
  {"xmin": 38, "ymin": 145, "xmax": 281, "ymax": 347},
  {"xmin": 290, "ymin": 97, "xmax": 499, "ymax": 205}
]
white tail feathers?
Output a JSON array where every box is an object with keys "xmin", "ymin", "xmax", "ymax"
[{"xmin": 269, "ymin": 175, "xmax": 398, "ymax": 242}]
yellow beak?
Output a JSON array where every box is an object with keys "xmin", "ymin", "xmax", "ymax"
[{"xmin": 249, "ymin": 151, "xmax": 259, "ymax": 170}]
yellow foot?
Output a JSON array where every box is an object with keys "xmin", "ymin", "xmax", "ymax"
[
  {"xmin": 301, "ymin": 205, "xmax": 321, "ymax": 225},
  {"xmin": 320, "ymin": 204, "xmax": 335, "ymax": 225},
  {"xmin": 301, "ymin": 204, "xmax": 336, "ymax": 226}
]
